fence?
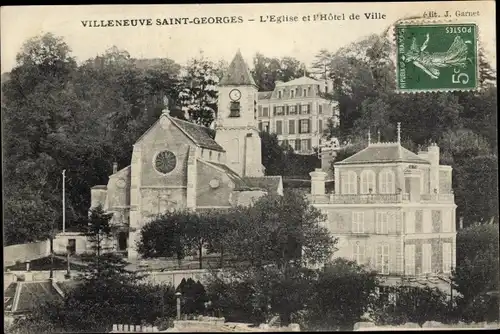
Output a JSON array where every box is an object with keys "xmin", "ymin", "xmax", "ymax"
[
  {"xmin": 143, "ymin": 269, "xmax": 221, "ymax": 288},
  {"xmin": 4, "ymin": 240, "xmax": 50, "ymax": 267},
  {"xmin": 5, "ymin": 270, "xmax": 71, "ymax": 282},
  {"xmin": 112, "ymin": 324, "xmax": 159, "ymax": 332}
]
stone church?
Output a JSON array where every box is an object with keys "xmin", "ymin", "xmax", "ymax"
[{"xmin": 90, "ymin": 51, "xmax": 283, "ymax": 260}]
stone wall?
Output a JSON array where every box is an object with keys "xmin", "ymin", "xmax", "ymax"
[
  {"xmin": 353, "ymin": 321, "xmax": 499, "ymax": 331},
  {"xmin": 4, "ymin": 240, "xmax": 50, "ymax": 267}
]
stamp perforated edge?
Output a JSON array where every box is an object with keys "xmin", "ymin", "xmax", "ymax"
[{"xmin": 385, "ymin": 16, "xmax": 484, "ymax": 94}]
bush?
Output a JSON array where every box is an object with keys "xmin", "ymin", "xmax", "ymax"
[
  {"xmin": 205, "ymin": 275, "xmax": 266, "ymax": 324},
  {"xmin": 303, "ymin": 258, "xmax": 379, "ymax": 331},
  {"xmin": 370, "ymin": 286, "xmax": 452, "ymax": 326}
]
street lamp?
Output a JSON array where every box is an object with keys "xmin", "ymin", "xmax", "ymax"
[
  {"xmin": 64, "ymin": 245, "xmax": 71, "ymax": 279},
  {"xmin": 62, "ymin": 169, "xmax": 66, "ymax": 233},
  {"xmin": 175, "ymin": 292, "xmax": 182, "ymax": 320}
]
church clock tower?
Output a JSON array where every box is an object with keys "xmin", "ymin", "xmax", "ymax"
[{"xmin": 215, "ymin": 50, "xmax": 263, "ymax": 177}]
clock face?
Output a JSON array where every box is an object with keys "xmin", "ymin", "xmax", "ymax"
[
  {"xmin": 229, "ymin": 89, "xmax": 242, "ymax": 101},
  {"xmin": 154, "ymin": 150, "xmax": 177, "ymax": 174}
]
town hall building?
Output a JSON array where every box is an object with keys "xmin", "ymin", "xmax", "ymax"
[
  {"xmin": 90, "ymin": 50, "xmax": 283, "ymax": 260},
  {"xmin": 309, "ymin": 124, "xmax": 457, "ymax": 289}
]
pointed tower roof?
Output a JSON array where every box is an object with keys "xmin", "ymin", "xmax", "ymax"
[{"xmin": 219, "ymin": 50, "xmax": 257, "ymax": 87}]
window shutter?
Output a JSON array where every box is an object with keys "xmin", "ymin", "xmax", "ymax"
[
  {"xmin": 352, "ymin": 213, "xmax": 357, "ymax": 233},
  {"xmin": 309, "ymin": 102, "xmax": 313, "ymax": 114},
  {"xmin": 286, "ymin": 105, "xmax": 289, "ymax": 115},
  {"xmin": 359, "ymin": 244, "xmax": 365, "ymax": 264},
  {"xmin": 258, "ymin": 122, "xmax": 262, "ymax": 131},
  {"xmin": 383, "ymin": 244, "xmax": 390, "ymax": 274},
  {"xmin": 273, "ymin": 106, "xmax": 276, "ymax": 115},
  {"xmin": 297, "ymin": 103, "xmax": 301, "ymax": 114},
  {"xmin": 376, "ymin": 213, "xmax": 381, "ymax": 234},
  {"xmin": 376, "ymin": 244, "xmax": 382, "ymax": 271},
  {"xmin": 422, "ymin": 243, "xmax": 432, "ymax": 274},
  {"xmin": 307, "ymin": 119, "xmax": 311, "ymax": 133}
]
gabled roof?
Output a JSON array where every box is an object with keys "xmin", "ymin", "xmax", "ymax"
[
  {"xmin": 5, "ymin": 280, "xmax": 64, "ymax": 314},
  {"xmin": 204, "ymin": 161, "xmax": 255, "ymax": 191},
  {"xmin": 134, "ymin": 115, "xmax": 225, "ymax": 152},
  {"xmin": 276, "ymin": 76, "xmax": 320, "ymax": 87},
  {"xmin": 170, "ymin": 117, "xmax": 225, "ymax": 152},
  {"xmin": 4, "ymin": 282, "xmax": 17, "ymax": 312},
  {"xmin": 243, "ymin": 176, "xmax": 282, "ymax": 195},
  {"xmin": 109, "ymin": 165, "xmax": 131, "ymax": 178},
  {"xmin": 203, "ymin": 161, "xmax": 282, "ymax": 195},
  {"xmin": 335, "ymin": 142, "xmax": 430, "ymax": 165},
  {"xmin": 258, "ymin": 91, "xmax": 272, "ymax": 100},
  {"xmin": 219, "ymin": 50, "xmax": 257, "ymax": 87}
]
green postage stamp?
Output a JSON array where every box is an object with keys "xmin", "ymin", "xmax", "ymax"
[{"xmin": 396, "ymin": 23, "xmax": 478, "ymax": 92}]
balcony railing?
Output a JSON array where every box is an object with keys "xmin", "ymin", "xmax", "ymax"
[
  {"xmin": 309, "ymin": 193, "xmax": 408, "ymax": 204},
  {"xmin": 421, "ymin": 193, "xmax": 455, "ymax": 203},
  {"xmin": 309, "ymin": 192, "xmax": 454, "ymax": 204}
]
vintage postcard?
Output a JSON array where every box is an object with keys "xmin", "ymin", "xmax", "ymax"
[{"xmin": 1, "ymin": 2, "xmax": 497, "ymax": 333}]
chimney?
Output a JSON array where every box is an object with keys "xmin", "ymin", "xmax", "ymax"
[
  {"xmin": 113, "ymin": 162, "xmax": 118, "ymax": 174},
  {"xmin": 428, "ymin": 143, "xmax": 440, "ymax": 193},
  {"xmin": 404, "ymin": 167, "xmax": 421, "ymax": 202},
  {"xmin": 24, "ymin": 261, "xmax": 33, "ymax": 281},
  {"xmin": 326, "ymin": 80, "xmax": 334, "ymax": 94},
  {"xmin": 310, "ymin": 168, "xmax": 327, "ymax": 196}
]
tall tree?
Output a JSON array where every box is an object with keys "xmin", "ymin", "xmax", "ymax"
[
  {"xmin": 305, "ymin": 259, "xmax": 379, "ymax": 330},
  {"xmin": 453, "ymin": 155, "xmax": 498, "ymax": 225},
  {"xmin": 177, "ymin": 52, "xmax": 222, "ymax": 127},
  {"xmin": 2, "ymin": 33, "xmax": 78, "ymax": 244},
  {"xmin": 223, "ymin": 190, "xmax": 336, "ymax": 270},
  {"xmin": 453, "ymin": 223, "xmax": 499, "ymax": 322},
  {"xmin": 137, "ymin": 210, "xmax": 197, "ymax": 267},
  {"xmin": 251, "ymin": 53, "xmax": 308, "ymax": 91}
]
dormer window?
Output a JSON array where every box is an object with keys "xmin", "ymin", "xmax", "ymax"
[
  {"xmin": 290, "ymin": 90, "xmax": 295, "ymax": 98},
  {"xmin": 278, "ymin": 91, "xmax": 282, "ymax": 99},
  {"xmin": 229, "ymin": 101, "xmax": 240, "ymax": 117},
  {"xmin": 303, "ymin": 88, "xmax": 307, "ymax": 97}
]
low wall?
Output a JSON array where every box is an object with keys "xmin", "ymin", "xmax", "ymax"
[
  {"xmin": 112, "ymin": 324, "xmax": 159, "ymax": 332},
  {"xmin": 354, "ymin": 321, "xmax": 500, "ymax": 331},
  {"xmin": 144, "ymin": 269, "xmax": 220, "ymax": 288},
  {"xmin": 4, "ymin": 240, "xmax": 50, "ymax": 267},
  {"xmin": 5, "ymin": 270, "xmax": 73, "ymax": 284}
]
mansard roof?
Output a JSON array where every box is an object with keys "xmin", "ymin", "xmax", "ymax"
[
  {"xmin": 219, "ymin": 50, "xmax": 257, "ymax": 87},
  {"xmin": 276, "ymin": 76, "xmax": 320, "ymax": 87},
  {"xmin": 335, "ymin": 142, "xmax": 430, "ymax": 165},
  {"xmin": 169, "ymin": 116, "xmax": 225, "ymax": 152}
]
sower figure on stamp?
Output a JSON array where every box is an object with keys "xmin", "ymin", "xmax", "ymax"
[{"xmin": 402, "ymin": 33, "xmax": 472, "ymax": 80}]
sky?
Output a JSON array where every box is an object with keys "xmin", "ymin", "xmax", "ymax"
[{"xmin": 1, "ymin": 2, "xmax": 496, "ymax": 73}]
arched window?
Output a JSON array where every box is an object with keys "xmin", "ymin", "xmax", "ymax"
[
  {"xmin": 342, "ymin": 170, "xmax": 357, "ymax": 194},
  {"xmin": 360, "ymin": 170, "xmax": 376, "ymax": 194},
  {"xmin": 379, "ymin": 169, "xmax": 396, "ymax": 194}
]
